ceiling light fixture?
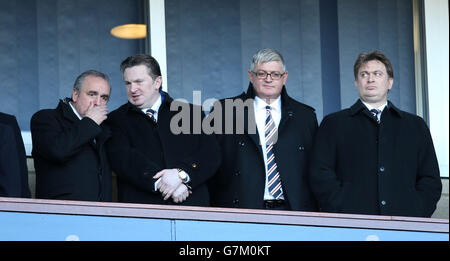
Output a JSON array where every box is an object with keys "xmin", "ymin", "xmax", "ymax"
[{"xmin": 110, "ymin": 24, "xmax": 147, "ymax": 39}]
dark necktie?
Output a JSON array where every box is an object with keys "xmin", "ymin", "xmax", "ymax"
[
  {"xmin": 370, "ymin": 108, "xmax": 381, "ymax": 123},
  {"xmin": 146, "ymin": 108, "xmax": 156, "ymax": 123},
  {"xmin": 264, "ymin": 106, "xmax": 283, "ymax": 199}
]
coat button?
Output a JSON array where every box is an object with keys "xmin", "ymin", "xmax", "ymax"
[
  {"xmin": 192, "ymin": 163, "xmax": 198, "ymax": 168},
  {"xmin": 234, "ymin": 171, "xmax": 240, "ymax": 176},
  {"xmin": 298, "ymin": 146, "xmax": 304, "ymax": 151},
  {"xmin": 381, "ymin": 200, "xmax": 387, "ymax": 206},
  {"xmin": 233, "ymin": 199, "xmax": 239, "ymax": 205},
  {"xmin": 239, "ymin": 141, "xmax": 245, "ymax": 147},
  {"xmin": 379, "ymin": 167, "xmax": 385, "ymax": 172}
]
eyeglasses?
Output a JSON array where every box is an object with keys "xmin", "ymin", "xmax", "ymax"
[{"xmin": 252, "ymin": 71, "xmax": 285, "ymax": 80}]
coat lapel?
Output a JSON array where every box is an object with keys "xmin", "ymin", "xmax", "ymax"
[
  {"xmin": 278, "ymin": 87, "xmax": 293, "ymax": 133},
  {"xmin": 241, "ymin": 86, "xmax": 261, "ymax": 148},
  {"xmin": 58, "ymin": 98, "xmax": 79, "ymax": 123},
  {"xmin": 245, "ymin": 104, "xmax": 260, "ymax": 148},
  {"xmin": 242, "ymin": 83, "xmax": 294, "ymax": 146}
]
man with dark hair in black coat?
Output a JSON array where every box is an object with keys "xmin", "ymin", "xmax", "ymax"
[
  {"xmin": 105, "ymin": 54, "xmax": 220, "ymax": 206},
  {"xmin": 0, "ymin": 112, "xmax": 31, "ymax": 198},
  {"xmin": 30, "ymin": 70, "xmax": 112, "ymax": 201},
  {"xmin": 309, "ymin": 50, "xmax": 442, "ymax": 217}
]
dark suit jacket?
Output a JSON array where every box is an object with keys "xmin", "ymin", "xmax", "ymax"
[
  {"xmin": 30, "ymin": 99, "xmax": 112, "ymax": 201},
  {"xmin": 208, "ymin": 83, "xmax": 318, "ymax": 211},
  {"xmin": 105, "ymin": 91, "xmax": 221, "ymax": 206},
  {"xmin": 309, "ymin": 99, "xmax": 442, "ymax": 217},
  {"xmin": 0, "ymin": 113, "xmax": 31, "ymax": 197}
]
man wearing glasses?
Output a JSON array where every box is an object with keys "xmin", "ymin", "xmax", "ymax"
[{"xmin": 208, "ymin": 48, "xmax": 318, "ymax": 211}]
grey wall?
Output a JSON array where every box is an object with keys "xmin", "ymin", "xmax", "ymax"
[
  {"xmin": 0, "ymin": 0, "xmax": 416, "ymax": 130},
  {"xmin": 165, "ymin": 0, "xmax": 416, "ymax": 122},
  {"xmin": 337, "ymin": 0, "xmax": 416, "ymax": 110},
  {"xmin": 0, "ymin": 0, "xmax": 144, "ymax": 131}
]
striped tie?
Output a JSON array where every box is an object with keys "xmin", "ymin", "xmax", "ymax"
[
  {"xmin": 370, "ymin": 109, "xmax": 380, "ymax": 123},
  {"xmin": 265, "ymin": 106, "xmax": 283, "ymax": 199},
  {"xmin": 146, "ymin": 108, "xmax": 156, "ymax": 122}
]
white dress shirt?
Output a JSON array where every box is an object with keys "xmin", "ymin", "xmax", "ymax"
[
  {"xmin": 361, "ymin": 100, "xmax": 387, "ymax": 122},
  {"xmin": 254, "ymin": 96, "xmax": 284, "ymax": 200},
  {"xmin": 144, "ymin": 95, "xmax": 191, "ymax": 189},
  {"xmin": 141, "ymin": 95, "xmax": 162, "ymax": 122},
  {"xmin": 69, "ymin": 101, "xmax": 82, "ymax": 120},
  {"xmin": 69, "ymin": 101, "xmax": 95, "ymax": 144}
]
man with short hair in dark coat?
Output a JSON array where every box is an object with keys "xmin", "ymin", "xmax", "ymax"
[
  {"xmin": 309, "ymin": 50, "xmax": 442, "ymax": 217},
  {"xmin": 105, "ymin": 54, "xmax": 220, "ymax": 206},
  {"xmin": 31, "ymin": 70, "xmax": 112, "ymax": 201},
  {"xmin": 208, "ymin": 48, "xmax": 318, "ymax": 211}
]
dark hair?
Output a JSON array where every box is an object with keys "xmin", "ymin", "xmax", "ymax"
[
  {"xmin": 120, "ymin": 54, "xmax": 162, "ymax": 90},
  {"xmin": 353, "ymin": 50, "xmax": 394, "ymax": 79},
  {"xmin": 73, "ymin": 70, "xmax": 110, "ymax": 92},
  {"xmin": 120, "ymin": 54, "xmax": 162, "ymax": 78}
]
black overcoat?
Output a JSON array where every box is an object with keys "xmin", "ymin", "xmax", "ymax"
[
  {"xmin": 208, "ymin": 84, "xmax": 318, "ymax": 211},
  {"xmin": 309, "ymin": 99, "xmax": 442, "ymax": 217},
  {"xmin": 105, "ymin": 92, "xmax": 221, "ymax": 206},
  {"xmin": 30, "ymin": 99, "xmax": 112, "ymax": 201},
  {"xmin": 0, "ymin": 113, "xmax": 31, "ymax": 197}
]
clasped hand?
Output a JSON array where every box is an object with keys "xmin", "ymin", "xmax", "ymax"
[
  {"xmin": 153, "ymin": 169, "xmax": 191, "ymax": 203},
  {"xmin": 84, "ymin": 102, "xmax": 108, "ymax": 125}
]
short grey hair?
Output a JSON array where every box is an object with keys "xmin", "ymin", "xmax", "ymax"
[
  {"xmin": 250, "ymin": 48, "xmax": 286, "ymax": 72},
  {"xmin": 73, "ymin": 70, "xmax": 110, "ymax": 92}
]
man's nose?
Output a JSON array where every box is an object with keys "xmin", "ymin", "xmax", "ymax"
[
  {"xmin": 264, "ymin": 74, "xmax": 273, "ymax": 82},
  {"xmin": 93, "ymin": 96, "xmax": 101, "ymax": 106},
  {"xmin": 130, "ymin": 83, "xmax": 138, "ymax": 92}
]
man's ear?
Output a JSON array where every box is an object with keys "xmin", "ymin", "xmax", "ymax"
[
  {"xmin": 388, "ymin": 77, "xmax": 394, "ymax": 91},
  {"xmin": 248, "ymin": 70, "xmax": 255, "ymax": 85},
  {"xmin": 282, "ymin": 70, "xmax": 288, "ymax": 85},
  {"xmin": 72, "ymin": 89, "xmax": 79, "ymax": 102},
  {"xmin": 154, "ymin": 76, "xmax": 162, "ymax": 90}
]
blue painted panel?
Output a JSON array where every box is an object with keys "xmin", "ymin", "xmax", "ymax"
[
  {"xmin": 0, "ymin": 211, "xmax": 172, "ymax": 241},
  {"xmin": 175, "ymin": 220, "xmax": 449, "ymax": 241},
  {"xmin": 1, "ymin": 211, "xmax": 447, "ymax": 241}
]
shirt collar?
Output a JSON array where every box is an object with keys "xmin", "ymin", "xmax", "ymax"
[
  {"xmin": 360, "ymin": 99, "xmax": 388, "ymax": 113},
  {"xmin": 350, "ymin": 99, "xmax": 403, "ymax": 118},
  {"xmin": 69, "ymin": 101, "xmax": 82, "ymax": 120},
  {"xmin": 254, "ymin": 95, "xmax": 282, "ymax": 112},
  {"xmin": 141, "ymin": 94, "xmax": 162, "ymax": 117}
]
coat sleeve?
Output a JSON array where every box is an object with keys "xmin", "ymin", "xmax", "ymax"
[
  {"xmin": 0, "ymin": 124, "xmax": 22, "ymax": 197},
  {"xmin": 309, "ymin": 115, "xmax": 343, "ymax": 212},
  {"xmin": 176, "ymin": 136, "xmax": 221, "ymax": 190},
  {"xmin": 172, "ymin": 109, "xmax": 221, "ymax": 190},
  {"xmin": 30, "ymin": 111, "xmax": 102, "ymax": 163},
  {"xmin": 104, "ymin": 113, "xmax": 161, "ymax": 194},
  {"xmin": 10, "ymin": 118, "xmax": 31, "ymax": 198},
  {"xmin": 0, "ymin": 114, "xmax": 31, "ymax": 198},
  {"xmin": 415, "ymin": 118, "xmax": 442, "ymax": 217}
]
